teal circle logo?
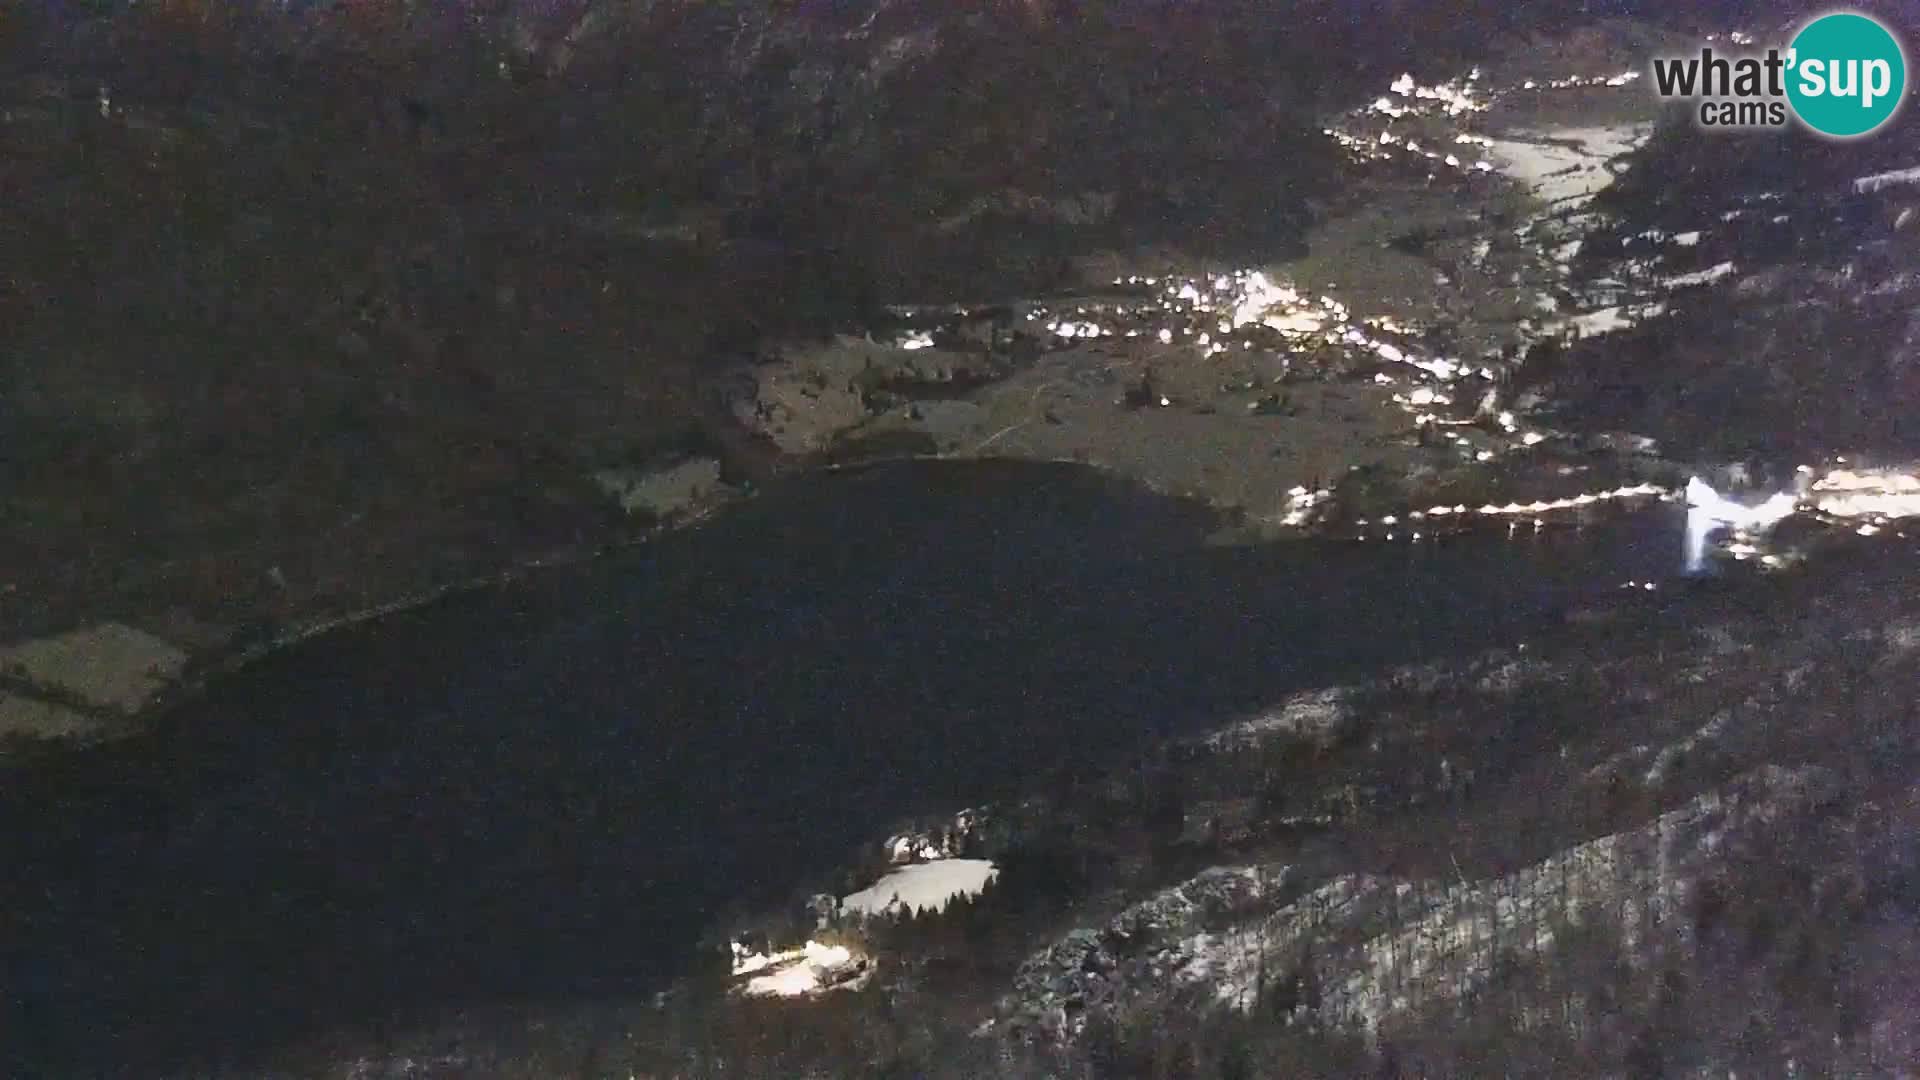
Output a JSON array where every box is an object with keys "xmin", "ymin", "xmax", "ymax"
[{"xmin": 1786, "ymin": 12, "xmax": 1907, "ymax": 138}]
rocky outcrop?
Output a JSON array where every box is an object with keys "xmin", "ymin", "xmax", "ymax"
[{"xmin": 1002, "ymin": 865, "xmax": 1291, "ymax": 1039}]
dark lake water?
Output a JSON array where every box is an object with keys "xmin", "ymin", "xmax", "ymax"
[{"xmin": 1, "ymin": 460, "xmax": 1687, "ymax": 1074}]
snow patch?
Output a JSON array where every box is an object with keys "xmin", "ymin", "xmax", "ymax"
[
  {"xmin": 1664, "ymin": 261, "xmax": 1736, "ymax": 288},
  {"xmin": 1485, "ymin": 126, "xmax": 1650, "ymax": 208},
  {"xmin": 1206, "ymin": 688, "xmax": 1350, "ymax": 748},
  {"xmin": 1854, "ymin": 165, "xmax": 1920, "ymax": 194},
  {"xmin": 842, "ymin": 859, "xmax": 999, "ymax": 918},
  {"xmin": 735, "ymin": 940, "xmax": 863, "ymax": 998},
  {"xmin": 1563, "ymin": 304, "xmax": 1664, "ymax": 337}
]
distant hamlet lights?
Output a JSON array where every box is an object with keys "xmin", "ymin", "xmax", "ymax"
[{"xmin": 858, "ymin": 45, "xmax": 1883, "ymax": 579}]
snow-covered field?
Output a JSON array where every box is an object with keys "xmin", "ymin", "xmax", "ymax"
[
  {"xmin": 1485, "ymin": 125, "xmax": 1650, "ymax": 210},
  {"xmin": 723, "ymin": 857, "xmax": 999, "ymax": 998},
  {"xmin": 735, "ymin": 940, "xmax": 861, "ymax": 998},
  {"xmin": 842, "ymin": 858, "xmax": 1000, "ymax": 918}
]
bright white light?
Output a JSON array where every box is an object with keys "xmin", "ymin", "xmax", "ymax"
[
  {"xmin": 1450, "ymin": 483, "xmax": 1665, "ymax": 522},
  {"xmin": 1229, "ymin": 272, "xmax": 1305, "ymax": 328},
  {"xmin": 1806, "ymin": 468, "xmax": 1920, "ymax": 520},
  {"xmin": 899, "ymin": 331, "xmax": 935, "ymax": 351},
  {"xmin": 1812, "ymin": 468, "xmax": 1920, "ymax": 493},
  {"xmin": 740, "ymin": 940, "xmax": 858, "ymax": 998},
  {"xmin": 1062, "ymin": 321, "xmax": 1105, "ymax": 338},
  {"xmin": 1814, "ymin": 493, "xmax": 1920, "ymax": 519},
  {"xmin": 1280, "ymin": 486, "xmax": 1336, "ymax": 527},
  {"xmin": 731, "ymin": 941, "xmax": 777, "ymax": 977},
  {"xmin": 1684, "ymin": 476, "xmax": 1798, "ymax": 574}
]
